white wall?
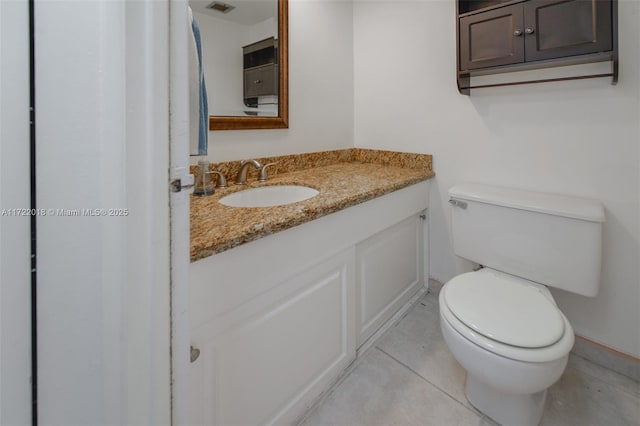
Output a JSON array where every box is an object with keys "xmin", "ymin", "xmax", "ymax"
[
  {"xmin": 195, "ymin": 10, "xmax": 247, "ymax": 115},
  {"xmin": 194, "ymin": 0, "xmax": 354, "ymax": 163},
  {"xmin": 246, "ymin": 16, "xmax": 277, "ymax": 44},
  {"xmin": 0, "ymin": 0, "xmax": 32, "ymax": 423},
  {"xmin": 354, "ymin": 0, "xmax": 640, "ymax": 358}
]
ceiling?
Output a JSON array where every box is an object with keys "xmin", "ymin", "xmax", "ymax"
[{"xmin": 189, "ymin": 0, "xmax": 276, "ymax": 26}]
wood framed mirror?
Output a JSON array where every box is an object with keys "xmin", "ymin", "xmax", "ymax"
[{"xmin": 205, "ymin": 0, "xmax": 288, "ymax": 131}]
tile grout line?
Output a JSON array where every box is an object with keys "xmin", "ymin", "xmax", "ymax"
[
  {"xmin": 296, "ymin": 290, "xmax": 432, "ymax": 425},
  {"xmin": 374, "ymin": 346, "xmax": 485, "ymax": 419},
  {"xmin": 357, "ymin": 288, "xmax": 429, "ymax": 357},
  {"xmin": 293, "ymin": 358, "xmax": 362, "ymax": 426}
]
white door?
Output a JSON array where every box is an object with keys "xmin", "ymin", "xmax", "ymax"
[
  {"xmin": 0, "ymin": 0, "xmax": 32, "ymax": 424},
  {"xmin": 11, "ymin": 0, "xmax": 189, "ymax": 422},
  {"xmin": 33, "ymin": 0, "xmax": 173, "ymax": 424}
]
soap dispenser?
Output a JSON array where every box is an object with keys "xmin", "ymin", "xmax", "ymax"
[{"xmin": 194, "ymin": 160, "xmax": 215, "ymax": 196}]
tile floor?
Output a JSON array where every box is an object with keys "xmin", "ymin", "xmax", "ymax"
[{"xmin": 300, "ymin": 282, "xmax": 640, "ymax": 426}]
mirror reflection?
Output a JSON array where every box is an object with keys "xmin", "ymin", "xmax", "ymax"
[{"xmin": 189, "ymin": 0, "xmax": 279, "ymax": 118}]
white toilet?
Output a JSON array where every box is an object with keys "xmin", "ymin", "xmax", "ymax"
[{"xmin": 439, "ymin": 183, "xmax": 605, "ymax": 426}]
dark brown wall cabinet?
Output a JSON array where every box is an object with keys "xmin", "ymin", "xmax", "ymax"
[{"xmin": 457, "ymin": 0, "xmax": 618, "ymax": 94}]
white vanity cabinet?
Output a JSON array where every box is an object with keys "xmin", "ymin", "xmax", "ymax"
[{"xmin": 189, "ymin": 181, "xmax": 429, "ymax": 426}]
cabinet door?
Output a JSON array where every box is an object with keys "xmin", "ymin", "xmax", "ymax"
[
  {"xmin": 243, "ymin": 68, "xmax": 259, "ymax": 98},
  {"xmin": 189, "ymin": 249, "xmax": 355, "ymax": 426},
  {"xmin": 524, "ymin": 0, "xmax": 612, "ymax": 62},
  {"xmin": 256, "ymin": 64, "xmax": 278, "ymax": 96},
  {"xmin": 459, "ymin": 3, "xmax": 524, "ymax": 71},
  {"xmin": 244, "ymin": 65, "xmax": 278, "ymax": 99},
  {"xmin": 356, "ymin": 214, "xmax": 425, "ymax": 347}
]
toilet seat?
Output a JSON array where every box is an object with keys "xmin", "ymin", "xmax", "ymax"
[
  {"xmin": 440, "ymin": 269, "xmax": 575, "ymax": 363},
  {"xmin": 444, "ymin": 269, "xmax": 565, "ymax": 348}
]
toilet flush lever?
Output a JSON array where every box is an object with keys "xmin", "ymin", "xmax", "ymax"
[{"xmin": 449, "ymin": 199, "xmax": 467, "ymax": 209}]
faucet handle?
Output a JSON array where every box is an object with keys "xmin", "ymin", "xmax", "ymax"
[
  {"xmin": 258, "ymin": 162, "xmax": 279, "ymax": 182},
  {"xmin": 211, "ymin": 171, "xmax": 227, "ymax": 188}
]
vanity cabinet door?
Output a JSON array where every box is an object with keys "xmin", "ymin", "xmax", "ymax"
[
  {"xmin": 356, "ymin": 213, "xmax": 425, "ymax": 348},
  {"xmin": 459, "ymin": 3, "xmax": 525, "ymax": 71},
  {"xmin": 189, "ymin": 249, "xmax": 355, "ymax": 426},
  {"xmin": 523, "ymin": 0, "xmax": 613, "ymax": 62},
  {"xmin": 243, "ymin": 64, "xmax": 279, "ymax": 98}
]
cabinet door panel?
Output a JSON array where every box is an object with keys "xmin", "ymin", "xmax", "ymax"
[
  {"xmin": 243, "ymin": 68, "xmax": 259, "ymax": 98},
  {"xmin": 460, "ymin": 4, "xmax": 524, "ymax": 71},
  {"xmin": 244, "ymin": 65, "xmax": 279, "ymax": 99},
  {"xmin": 524, "ymin": 0, "xmax": 612, "ymax": 61},
  {"xmin": 189, "ymin": 250, "xmax": 355, "ymax": 426},
  {"xmin": 257, "ymin": 65, "xmax": 278, "ymax": 96}
]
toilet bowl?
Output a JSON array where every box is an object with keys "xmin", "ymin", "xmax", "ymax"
[
  {"xmin": 441, "ymin": 183, "xmax": 604, "ymax": 425},
  {"xmin": 438, "ymin": 269, "xmax": 573, "ymax": 426}
]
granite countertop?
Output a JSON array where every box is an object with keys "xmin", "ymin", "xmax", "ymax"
[{"xmin": 190, "ymin": 149, "xmax": 434, "ymax": 262}]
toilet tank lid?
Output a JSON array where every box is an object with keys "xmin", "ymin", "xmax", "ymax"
[{"xmin": 449, "ymin": 183, "xmax": 605, "ymax": 222}]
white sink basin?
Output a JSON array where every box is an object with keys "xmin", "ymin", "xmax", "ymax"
[{"xmin": 219, "ymin": 185, "xmax": 319, "ymax": 208}]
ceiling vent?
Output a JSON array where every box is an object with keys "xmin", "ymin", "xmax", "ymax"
[{"xmin": 206, "ymin": 1, "xmax": 235, "ymax": 13}]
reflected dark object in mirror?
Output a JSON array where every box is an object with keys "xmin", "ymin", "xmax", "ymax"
[
  {"xmin": 243, "ymin": 37, "xmax": 278, "ymax": 109},
  {"xmin": 243, "ymin": 38, "xmax": 277, "ymax": 68}
]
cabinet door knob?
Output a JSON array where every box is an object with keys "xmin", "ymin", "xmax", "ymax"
[
  {"xmin": 513, "ymin": 29, "xmax": 522, "ymax": 36},
  {"xmin": 190, "ymin": 345, "xmax": 200, "ymax": 363},
  {"xmin": 525, "ymin": 27, "xmax": 535, "ymax": 34}
]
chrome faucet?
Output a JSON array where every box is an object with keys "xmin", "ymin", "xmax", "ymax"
[{"xmin": 235, "ymin": 159, "xmax": 262, "ymax": 185}]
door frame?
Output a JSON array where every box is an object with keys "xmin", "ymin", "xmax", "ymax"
[{"xmin": 169, "ymin": 0, "xmax": 193, "ymax": 423}]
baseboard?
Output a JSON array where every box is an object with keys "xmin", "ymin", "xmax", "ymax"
[{"xmin": 572, "ymin": 334, "xmax": 640, "ymax": 382}]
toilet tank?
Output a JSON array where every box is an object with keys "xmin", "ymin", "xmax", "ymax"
[{"xmin": 449, "ymin": 183, "xmax": 605, "ymax": 297}]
